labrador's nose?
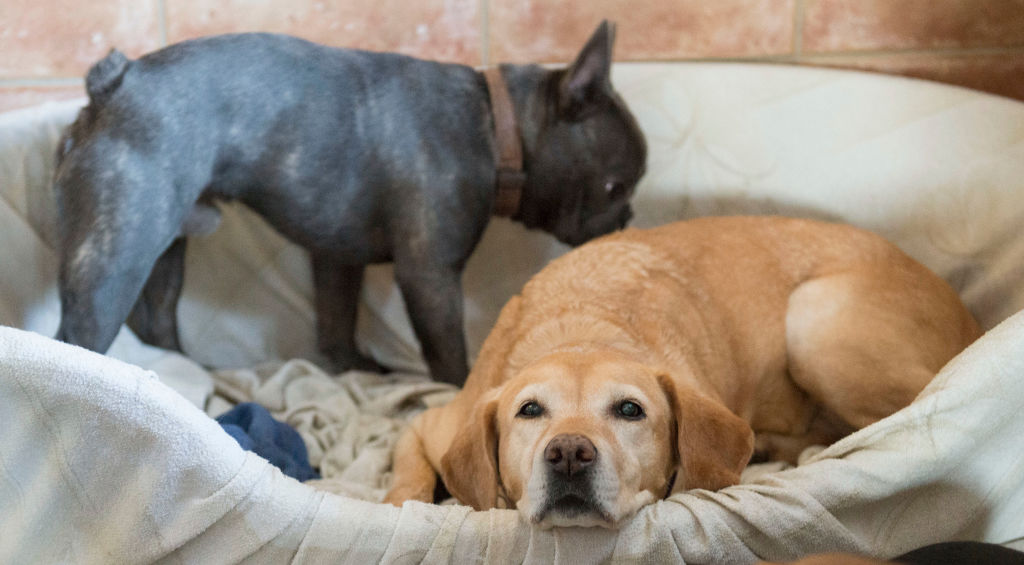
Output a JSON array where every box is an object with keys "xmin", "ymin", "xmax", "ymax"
[{"xmin": 544, "ymin": 434, "xmax": 597, "ymax": 477}]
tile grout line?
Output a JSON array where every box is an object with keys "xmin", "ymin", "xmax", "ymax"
[
  {"xmin": 800, "ymin": 44, "xmax": 1024, "ymax": 59},
  {"xmin": 158, "ymin": 0, "xmax": 169, "ymax": 46},
  {"xmin": 479, "ymin": 0, "xmax": 490, "ymax": 67},
  {"xmin": 4, "ymin": 39, "xmax": 1024, "ymax": 89},
  {"xmin": 792, "ymin": 0, "xmax": 805, "ymax": 58},
  {"xmin": 588, "ymin": 43, "xmax": 1024, "ymax": 65},
  {"xmin": 0, "ymin": 78, "xmax": 84, "ymax": 87},
  {"xmin": 485, "ymin": 38, "xmax": 1024, "ymax": 67},
  {"xmin": 4, "ymin": 40, "xmax": 1024, "ymax": 87}
]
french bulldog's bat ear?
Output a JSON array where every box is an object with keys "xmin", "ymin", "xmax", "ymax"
[
  {"xmin": 657, "ymin": 375, "xmax": 754, "ymax": 493},
  {"xmin": 559, "ymin": 20, "xmax": 616, "ymax": 121},
  {"xmin": 439, "ymin": 390, "xmax": 501, "ymax": 510}
]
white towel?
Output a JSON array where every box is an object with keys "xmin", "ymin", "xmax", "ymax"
[{"xmin": 2, "ymin": 308, "xmax": 1023, "ymax": 563}]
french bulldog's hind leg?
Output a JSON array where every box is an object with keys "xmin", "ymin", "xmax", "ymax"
[
  {"xmin": 393, "ymin": 261, "xmax": 469, "ymax": 387},
  {"xmin": 311, "ymin": 253, "xmax": 384, "ymax": 373},
  {"xmin": 126, "ymin": 237, "xmax": 187, "ymax": 351},
  {"xmin": 56, "ymin": 213, "xmax": 183, "ymax": 354}
]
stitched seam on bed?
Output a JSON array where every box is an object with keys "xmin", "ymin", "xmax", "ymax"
[
  {"xmin": 11, "ymin": 368, "xmax": 105, "ymax": 518},
  {"xmin": 146, "ymin": 453, "xmax": 267, "ymax": 561},
  {"xmin": 0, "ymin": 433, "xmax": 29, "ymax": 524},
  {"xmin": 284, "ymin": 491, "xmax": 329, "ymax": 564},
  {"xmin": 0, "ymin": 195, "xmax": 55, "ymax": 253},
  {"xmin": 421, "ymin": 506, "xmax": 471, "ymax": 562},
  {"xmin": 239, "ymin": 482, "xmax": 322, "ymax": 563}
]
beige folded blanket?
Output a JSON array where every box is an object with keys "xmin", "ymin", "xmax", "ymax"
[{"xmin": 207, "ymin": 360, "xmax": 457, "ymax": 501}]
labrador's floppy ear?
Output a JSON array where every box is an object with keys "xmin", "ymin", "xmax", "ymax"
[
  {"xmin": 439, "ymin": 391, "xmax": 501, "ymax": 510},
  {"xmin": 559, "ymin": 20, "xmax": 616, "ymax": 120},
  {"xmin": 658, "ymin": 375, "xmax": 754, "ymax": 492}
]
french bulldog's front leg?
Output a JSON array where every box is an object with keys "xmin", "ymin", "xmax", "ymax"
[
  {"xmin": 394, "ymin": 262, "xmax": 469, "ymax": 386},
  {"xmin": 126, "ymin": 237, "xmax": 186, "ymax": 351},
  {"xmin": 311, "ymin": 253, "xmax": 384, "ymax": 373}
]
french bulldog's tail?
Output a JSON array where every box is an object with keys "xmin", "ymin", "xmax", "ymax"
[{"xmin": 86, "ymin": 49, "xmax": 130, "ymax": 102}]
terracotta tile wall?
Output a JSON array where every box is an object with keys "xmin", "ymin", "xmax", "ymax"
[{"xmin": 3, "ymin": 0, "xmax": 1024, "ymax": 112}]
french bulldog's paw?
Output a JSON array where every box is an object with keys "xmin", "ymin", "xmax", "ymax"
[
  {"xmin": 323, "ymin": 347, "xmax": 389, "ymax": 375},
  {"xmin": 346, "ymin": 352, "xmax": 388, "ymax": 373}
]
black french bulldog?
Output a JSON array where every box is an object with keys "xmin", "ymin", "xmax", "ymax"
[{"xmin": 53, "ymin": 20, "xmax": 647, "ymax": 386}]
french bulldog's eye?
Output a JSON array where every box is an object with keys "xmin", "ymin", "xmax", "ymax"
[
  {"xmin": 517, "ymin": 401, "xmax": 544, "ymax": 418},
  {"xmin": 615, "ymin": 400, "xmax": 644, "ymax": 420},
  {"xmin": 605, "ymin": 180, "xmax": 628, "ymax": 201}
]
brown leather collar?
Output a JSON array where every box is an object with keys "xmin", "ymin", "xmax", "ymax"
[{"xmin": 483, "ymin": 67, "xmax": 525, "ymax": 218}]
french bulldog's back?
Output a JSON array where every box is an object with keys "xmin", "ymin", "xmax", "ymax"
[{"xmin": 62, "ymin": 33, "xmax": 495, "ymax": 263}]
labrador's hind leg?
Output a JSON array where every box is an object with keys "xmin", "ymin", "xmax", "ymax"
[
  {"xmin": 754, "ymin": 407, "xmax": 854, "ymax": 464},
  {"xmin": 784, "ymin": 267, "xmax": 978, "ymax": 431}
]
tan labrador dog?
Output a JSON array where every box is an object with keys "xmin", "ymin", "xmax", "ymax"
[{"xmin": 384, "ymin": 216, "xmax": 980, "ymax": 528}]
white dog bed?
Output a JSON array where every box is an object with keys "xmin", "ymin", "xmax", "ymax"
[{"xmin": 2, "ymin": 63, "xmax": 1023, "ymax": 563}]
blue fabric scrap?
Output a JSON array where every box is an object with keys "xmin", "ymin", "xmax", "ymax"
[{"xmin": 216, "ymin": 402, "xmax": 320, "ymax": 481}]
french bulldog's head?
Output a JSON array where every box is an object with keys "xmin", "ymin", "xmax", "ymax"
[{"xmin": 514, "ymin": 20, "xmax": 647, "ymax": 247}]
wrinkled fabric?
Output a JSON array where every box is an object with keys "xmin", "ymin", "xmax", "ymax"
[
  {"xmin": 208, "ymin": 359, "xmax": 456, "ymax": 500},
  {"xmin": 3, "ymin": 310, "xmax": 1024, "ymax": 563}
]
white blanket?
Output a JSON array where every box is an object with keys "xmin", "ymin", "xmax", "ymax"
[
  {"xmin": 206, "ymin": 361, "xmax": 458, "ymax": 502},
  {"xmin": 3, "ymin": 63, "xmax": 1024, "ymax": 563},
  {"xmin": 2, "ymin": 310, "xmax": 1023, "ymax": 563}
]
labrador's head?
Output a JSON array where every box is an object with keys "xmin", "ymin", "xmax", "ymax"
[{"xmin": 439, "ymin": 348, "xmax": 754, "ymax": 528}]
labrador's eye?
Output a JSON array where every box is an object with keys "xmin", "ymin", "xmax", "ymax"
[
  {"xmin": 517, "ymin": 401, "xmax": 544, "ymax": 418},
  {"xmin": 605, "ymin": 180, "xmax": 628, "ymax": 201},
  {"xmin": 616, "ymin": 400, "xmax": 644, "ymax": 420}
]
